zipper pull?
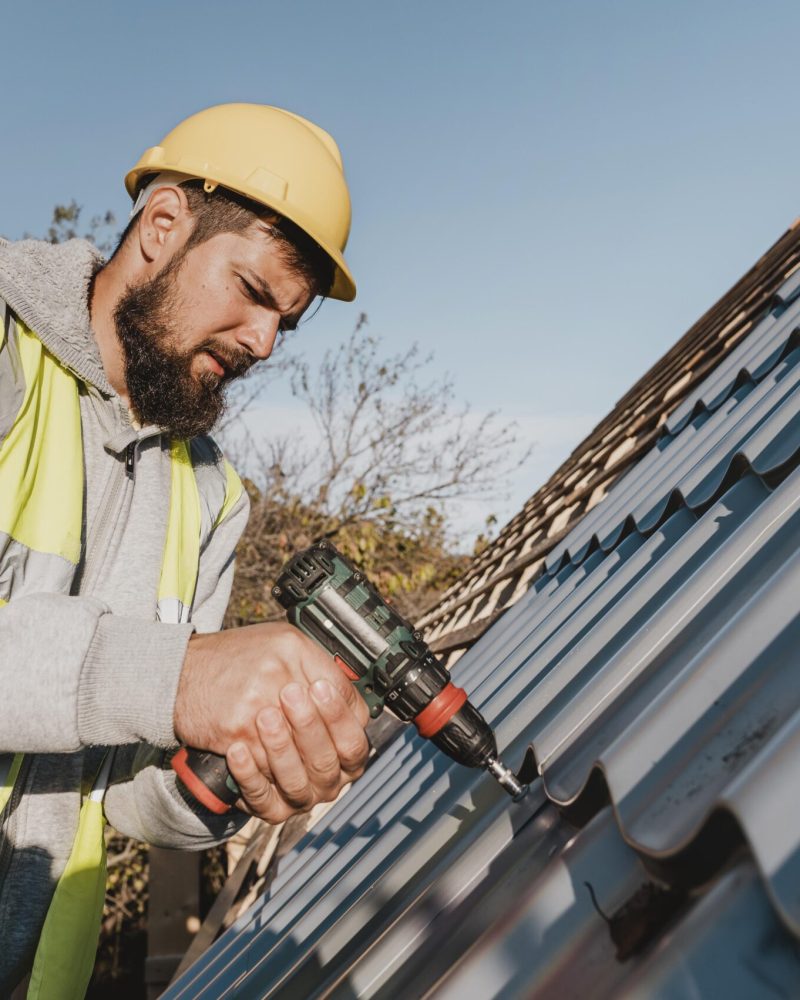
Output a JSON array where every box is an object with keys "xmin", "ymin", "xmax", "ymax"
[{"xmin": 125, "ymin": 443, "xmax": 136, "ymax": 480}]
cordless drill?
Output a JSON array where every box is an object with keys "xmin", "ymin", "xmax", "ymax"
[{"xmin": 172, "ymin": 540, "xmax": 527, "ymax": 813}]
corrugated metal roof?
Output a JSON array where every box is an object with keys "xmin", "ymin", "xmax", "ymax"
[
  {"xmin": 431, "ymin": 824, "xmax": 800, "ymax": 999},
  {"xmin": 418, "ymin": 221, "xmax": 800, "ymax": 664},
  {"xmin": 164, "ymin": 240, "xmax": 800, "ymax": 998}
]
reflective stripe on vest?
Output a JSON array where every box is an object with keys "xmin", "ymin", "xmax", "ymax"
[
  {"xmin": 0, "ymin": 317, "xmax": 83, "ymax": 598},
  {"xmin": 0, "ymin": 317, "xmax": 241, "ymax": 997},
  {"xmin": 157, "ymin": 440, "xmax": 202, "ymax": 624},
  {"xmin": 26, "ymin": 752, "xmax": 115, "ymax": 1000}
]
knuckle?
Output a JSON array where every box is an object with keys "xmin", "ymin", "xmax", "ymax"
[
  {"xmin": 344, "ymin": 762, "xmax": 366, "ymax": 782},
  {"xmin": 340, "ymin": 737, "xmax": 370, "ymax": 768},
  {"xmin": 258, "ymin": 712, "xmax": 292, "ymax": 751},
  {"xmin": 312, "ymin": 750, "xmax": 341, "ymax": 775},
  {"xmin": 336, "ymin": 680, "xmax": 360, "ymax": 707},
  {"xmin": 334, "ymin": 686, "xmax": 368, "ymax": 724},
  {"xmin": 256, "ymin": 802, "xmax": 290, "ymax": 824},
  {"xmin": 317, "ymin": 783, "xmax": 342, "ymax": 804},
  {"xmin": 238, "ymin": 776, "xmax": 277, "ymax": 814},
  {"xmin": 241, "ymin": 685, "xmax": 260, "ymax": 710},
  {"xmin": 280, "ymin": 778, "xmax": 314, "ymax": 807},
  {"xmin": 276, "ymin": 625, "xmax": 305, "ymax": 659},
  {"xmin": 289, "ymin": 796, "xmax": 315, "ymax": 816},
  {"xmin": 226, "ymin": 748, "xmax": 253, "ymax": 778},
  {"xmin": 319, "ymin": 693, "xmax": 347, "ymax": 721},
  {"xmin": 288, "ymin": 708, "xmax": 317, "ymax": 733},
  {"xmin": 309, "ymin": 761, "xmax": 341, "ymax": 788},
  {"xmin": 264, "ymin": 730, "xmax": 294, "ymax": 754},
  {"xmin": 245, "ymin": 783, "xmax": 273, "ymax": 808}
]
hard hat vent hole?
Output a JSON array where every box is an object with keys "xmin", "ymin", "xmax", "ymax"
[{"xmin": 203, "ymin": 180, "xmax": 218, "ymax": 194}]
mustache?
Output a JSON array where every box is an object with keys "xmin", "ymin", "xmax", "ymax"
[{"xmin": 197, "ymin": 341, "xmax": 254, "ymax": 380}]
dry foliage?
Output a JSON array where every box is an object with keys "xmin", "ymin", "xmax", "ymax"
[
  {"xmin": 87, "ymin": 832, "xmax": 148, "ymax": 997},
  {"xmin": 222, "ymin": 315, "xmax": 529, "ymax": 623}
]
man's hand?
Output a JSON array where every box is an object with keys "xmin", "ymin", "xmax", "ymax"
[{"xmin": 173, "ymin": 622, "xmax": 370, "ymax": 823}]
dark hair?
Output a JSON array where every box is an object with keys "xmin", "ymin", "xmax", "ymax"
[{"xmin": 113, "ymin": 178, "xmax": 335, "ymax": 297}]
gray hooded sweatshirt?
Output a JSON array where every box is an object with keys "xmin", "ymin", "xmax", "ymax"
[{"xmin": 0, "ymin": 238, "xmax": 249, "ymax": 990}]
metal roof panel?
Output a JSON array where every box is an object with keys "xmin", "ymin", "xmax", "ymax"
[{"xmin": 165, "ymin": 230, "xmax": 800, "ymax": 999}]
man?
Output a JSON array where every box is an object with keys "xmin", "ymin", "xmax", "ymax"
[{"xmin": 0, "ymin": 103, "xmax": 370, "ymax": 996}]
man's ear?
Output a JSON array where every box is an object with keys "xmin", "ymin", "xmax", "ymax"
[{"xmin": 136, "ymin": 186, "xmax": 192, "ymax": 264}]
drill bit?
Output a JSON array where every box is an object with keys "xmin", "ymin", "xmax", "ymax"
[{"xmin": 486, "ymin": 757, "xmax": 529, "ymax": 801}]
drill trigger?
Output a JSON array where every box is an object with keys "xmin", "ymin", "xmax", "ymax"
[{"xmin": 334, "ymin": 654, "xmax": 360, "ymax": 682}]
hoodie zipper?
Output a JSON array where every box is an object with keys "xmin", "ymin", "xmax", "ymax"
[
  {"xmin": 125, "ymin": 442, "xmax": 136, "ymax": 480},
  {"xmin": 80, "ymin": 440, "xmax": 136, "ymax": 595}
]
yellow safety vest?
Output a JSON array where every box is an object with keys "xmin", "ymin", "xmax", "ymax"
[{"xmin": 0, "ymin": 317, "xmax": 242, "ymax": 998}]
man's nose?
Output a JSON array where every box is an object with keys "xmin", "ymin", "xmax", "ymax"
[{"xmin": 235, "ymin": 313, "xmax": 280, "ymax": 360}]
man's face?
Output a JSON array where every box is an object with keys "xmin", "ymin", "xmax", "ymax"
[{"xmin": 114, "ymin": 225, "xmax": 314, "ymax": 437}]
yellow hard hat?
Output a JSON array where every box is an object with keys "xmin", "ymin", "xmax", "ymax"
[{"xmin": 125, "ymin": 103, "xmax": 356, "ymax": 301}]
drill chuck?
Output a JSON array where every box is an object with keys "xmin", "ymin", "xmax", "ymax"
[
  {"xmin": 428, "ymin": 701, "xmax": 497, "ymax": 768},
  {"xmin": 427, "ymin": 701, "xmax": 528, "ymax": 799}
]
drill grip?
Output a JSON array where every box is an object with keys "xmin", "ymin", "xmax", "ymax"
[{"xmin": 172, "ymin": 747, "xmax": 240, "ymax": 815}]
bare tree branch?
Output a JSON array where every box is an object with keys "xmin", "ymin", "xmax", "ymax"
[{"xmin": 217, "ymin": 317, "xmax": 531, "ymax": 627}]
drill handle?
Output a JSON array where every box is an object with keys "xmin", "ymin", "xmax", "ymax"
[{"xmin": 171, "ymin": 746, "xmax": 240, "ymax": 815}]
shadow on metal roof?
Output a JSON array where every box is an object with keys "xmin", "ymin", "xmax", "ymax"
[{"xmin": 164, "ymin": 236, "xmax": 800, "ymax": 999}]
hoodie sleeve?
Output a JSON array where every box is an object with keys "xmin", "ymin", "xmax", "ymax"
[
  {"xmin": 0, "ymin": 592, "xmax": 193, "ymax": 754},
  {"xmin": 0, "ymin": 487, "xmax": 248, "ymax": 763}
]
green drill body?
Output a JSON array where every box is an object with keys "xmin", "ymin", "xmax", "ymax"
[{"xmin": 172, "ymin": 541, "xmax": 526, "ymax": 814}]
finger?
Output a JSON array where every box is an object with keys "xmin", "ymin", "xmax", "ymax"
[
  {"xmin": 280, "ymin": 683, "xmax": 342, "ymax": 795},
  {"xmin": 257, "ymin": 705, "xmax": 316, "ymax": 810},
  {"xmin": 225, "ymin": 742, "xmax": 288, "ymax": 824},
  {"xmin": 331, "ymin": 665, "xmax": 371, "ymax": 727},
  {"xmin": 299, "ymin": 642, "xmax": 371, "ymax": 728},
  {"xmin": 239, "ymin": 728, "xmax": 273, "ymax": 782},
  {"xmin": 310, "ymin": 679, "xmax": 370, "ymax": 777}
]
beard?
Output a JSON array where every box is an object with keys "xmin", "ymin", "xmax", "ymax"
[{"xmin": 113, "ymin": 255, "xmax": 252, "ymax": 438}]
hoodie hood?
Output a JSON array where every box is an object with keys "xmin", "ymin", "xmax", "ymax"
[{"xmin": 0, "ymin": 237, "xmax": 112, "ymax": 395}]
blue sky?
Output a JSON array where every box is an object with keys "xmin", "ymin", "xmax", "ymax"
[{"xmin": 4, "ymin": 0, "xmax": 800, "ymax": 539}]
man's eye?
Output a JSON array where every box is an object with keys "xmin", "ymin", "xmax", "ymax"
[{"xmin": 239, "ymin": 277, "xmax": 259, "ymax": 302}]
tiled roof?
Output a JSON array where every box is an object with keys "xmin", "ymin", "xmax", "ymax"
[
  {"xmin": 420, "ymin": 219, "xmax": 800, "ymax": 664},
  {"xmin": 165, "ymin": 223, "xmax": 800, "ymax": 998}
]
